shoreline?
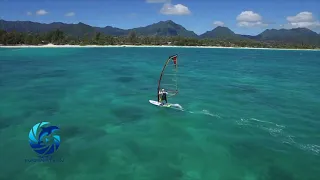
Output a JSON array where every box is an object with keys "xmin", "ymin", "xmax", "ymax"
[{"xmin": 0, "ymin": 44, "xmax": 319, "ymax": 51}]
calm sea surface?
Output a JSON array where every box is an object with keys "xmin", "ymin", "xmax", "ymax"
[{"xmin": 0, "ymin": 47, "xmax": 320, "ymax": 180}]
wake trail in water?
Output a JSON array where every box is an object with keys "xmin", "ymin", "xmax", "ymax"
[
  {"xmin": 236, "ymin": 117, "xmax": 320, "ymax": 155},
  {"xmin": 169, "ymin": 103, "xmax": 319, "ymax": 155},
  {"xmin": 170, "ymin": 104, "xmax": 221, "ymax": 118},
  {"xmin": 189, "ymin": 109, "xmax": 222, "ymax": 118}
]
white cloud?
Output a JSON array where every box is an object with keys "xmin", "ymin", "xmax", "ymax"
[
  {"xmin": 160, "ymin": 3, "xmax": 191, "ymax": 15},
  {"xmin": 287, "ymin": 12, "xmax": 313, "ymax": 23},
  {"xmin": 146, "ymin": 0, "xmax": 168, "ymax": 3},
  {"xmin": 236, "ymin": 11, "xmax": 267, "ymax": 27},
  {"xmin": 290, "ymin": 21, "xmax": 320, "ymax": 28},
  {"xmin": 238, "ymin": 21, "xmax": 267, "ymax": 27},
  {"xmin": 213, "ymin": 21, "xmax": 224, "ymax": 27},
  {"xmin": 285, "ymin": 12, "xmax": 320, "ymax": 29},
  {"xmin": 65, "ymin": 12, "xmax": 75, "ymax": 17},
  {"xmin": 27, "ymin": 11, "xmax": 32, "ymax": 16},
  {"xmin": 237, "ymin": 11, "xmax": 261, "ymax": 22},
  {"xmin": 36, "ymin": 9, "xmax": 48, "ymax": 15}
]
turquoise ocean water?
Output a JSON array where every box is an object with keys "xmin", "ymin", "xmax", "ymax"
[{"xmin": 0, "ymin": 47, "xmax": 319, "ymax": 180}]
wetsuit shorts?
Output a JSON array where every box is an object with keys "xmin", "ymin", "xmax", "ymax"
[{"xmin": 162, "ymin": 93, "xmax": 167, "ymax": 102}]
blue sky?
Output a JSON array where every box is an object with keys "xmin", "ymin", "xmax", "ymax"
[{"xmin": 0, "ymin": 0, "xmax": 319, "ymax": 35}]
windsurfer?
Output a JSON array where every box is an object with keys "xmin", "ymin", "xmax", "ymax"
[{"xmin": 159, "ymin": 89, "xmax": 168, "ymax": 105}]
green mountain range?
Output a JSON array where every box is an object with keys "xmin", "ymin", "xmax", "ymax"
[
  {"xmin": 131, "ymin": 20, "xmax": 198, "ymax": 38},
  {"xmin": 1, "ymin": 19, "xmax": 320, "ymax": 45},
  {"xmin": 200, "ymin": 26, "xmax": 242, "ymax": 40},
  {"xmin": 245, "ymin": 28, "xmax": 320, "ymax": 46},
  {"xmin": 0, "ymin": 19, "xmax": 199, "ymax": 37}
]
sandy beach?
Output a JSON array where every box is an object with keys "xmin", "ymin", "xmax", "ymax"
[{"xmin": 0, "ymin": 43, "xmax": 319, "ymax": 51}]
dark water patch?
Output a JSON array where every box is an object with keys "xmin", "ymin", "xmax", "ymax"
[
  {"xmin": 46, "ymin": 141, "xmax": 110, "ymax": 179},
  {"xmin": 229, "ymin": 141, "xmax": 274, "ymax": 164},
  {"xmin": 21, "ymin": 79, "xmax": 69, "ymax": 102},
  {"xmin": 253, "ymin": 93, "xmax": 284, "ymax": 109},
  {"xmin": 116, "ymin": 91, "xmax": 138, "ymax": 97},
  {"xmin": 115, "ymin": 76, "xmax": 134, "ymax": 83},
  {"xmin": 0, "ymin": 60, "xmax": 44, "ymax": 86},
  {"xmin": 114, "ymin": 84, "xmax": 154, "ymax": 96},
  {"xmin": 0, "ymin": 117, "xmax": 12, "ymax": 130},
  {"xmin": 1, "ymin": 58, "xmax": 75, "ymax": 89},
  {"xmin": 111, "ymin": 106, "xmax": 144, "ymax": 124},
  {"xmin": 262, "ymin": 165, "xmax": 295, "ymax": 180},
  {"xmin": 125, "ymin": 140, "xmax": 159, "ymax": 162},
  {"xmin": 20, "ymin": 97, "xmax": 61, "ymax": 117},
  {"xmin": 0, "ymin": 162, "xmax": 43, "ymax": 180},
  {"xmin": 0, "ymin": 139, "xmax": 43, "ymax": 180},
  {"xmin": 61, "ymin": 125, "xmax": 107, "ymax": 141},
  {"xmin": 159, "ymin": 121, "xmax": 192, "ymax": 140},
  {"xmin": 111, "ymin": 66, "xmax": 135, "ymax": 76},
  {"xmin": 0, "ymin": 167, "xmax": 43, "ymax": 180},
  {"xmin": 0, "ymin": 57, "xmax": 55, "ymax": 70},
  {"xmin": 60, "ymin": 126, "xmax": 83, "ymax": 141},
  {"xmin": 22, "ymin": 91, "xmax": 64, "ymax": 104},
  {"xmin": 83, "ymin": 128, "xmax": 108, "ymax": 141},
  {"xmin": 267, "ymin": 69, "xmax": 287, "ymax": 79},
  {"xmin": 226, "ymin": 84, "xmax": 259, "ymax": 94},
  {"xmin": 229, "ymin": 141, "xmax": 258, "ymax": 159},
  {"xmin": 0, "ymin": 74, "xmax": 31, "ymax": 88},
  {"xmin": 115, "ymin": 172, "xmax": 132, "ymax": 180},
  {"xmin": 139, "ymin": 86, "xmax": 153, "ymax": 91},
  {"xmin": 37, "ymin": 101, "xmax": 60, "ymax": 116},
  {"xmin": 0, "ymin": 112, "xmax": 33, "ymax": 130},
  {"xmin": 147, "ymin": 163, "xmax": 183, "ymax": 180},
  {"xmin": 31, "ymin": 69, "xmax": 68, "ymax": 79}
]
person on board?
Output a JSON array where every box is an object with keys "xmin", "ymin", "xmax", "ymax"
[{"xmin": 159, "ymin": 88, "xmax": 168, "ymax": 105}]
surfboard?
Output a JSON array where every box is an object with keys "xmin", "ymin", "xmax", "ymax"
[
  {"xmin": 149, "ymin": 100, "xmax": 184, "ymax": 111},
  {"xmin": 149, "ymin": 100, "xmax": 172, "ymax": 107}
]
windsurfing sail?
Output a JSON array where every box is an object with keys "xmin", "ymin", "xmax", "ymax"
[{"xmin": 157, "ymin": 54, "xmax": 178, "ymax": 102}]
